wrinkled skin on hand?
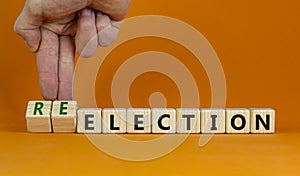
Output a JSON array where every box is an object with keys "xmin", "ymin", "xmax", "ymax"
[{"xmin": 14, "ymin": 0, "xmax": 130, "ymax": 100}]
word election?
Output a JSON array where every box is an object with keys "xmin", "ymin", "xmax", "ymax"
[{"xmin": 26, "ymin": 101, "xmax": 275, "ymax": 134}]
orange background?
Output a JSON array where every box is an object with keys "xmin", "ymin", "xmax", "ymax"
[{"xmin": 1, "ymin": 0, "xmax": 300, "ymax": 175}]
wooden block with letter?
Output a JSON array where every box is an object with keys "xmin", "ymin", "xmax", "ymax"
[
  {"xmin": 26, "ymin": 101, "xmax": 52, "ymax": 132},
  {"xmin": 250, "ymin": 108, "xmax": 275, "ymax": 133},
  {"xmin": 226, "ymin": 108, "xmax": 250, "ymax": 133},
  {"xmin": 102, "ymin": 108, "xmax": 126, "ymax": 133},
  {"xmin": 176, "ymin": 108, "xmax": 200, "ymax": 133},
  {"xmin": 77, "ymin": 108, "xmax": 102, "ymax": 133},
  {"xmin": 127, "ymin": 108, "xmax": 151, "ymax": 133},
  {"xmin": 51, "ymin": 101, "xmax": 77, "ymax": 133},
  {"xmin": 201, "ymin": 108, "xmax": 225, "ymax": 133},
  {"xmin": 152, "ymin": 108, "xmax": 176, "ymax": 133}
]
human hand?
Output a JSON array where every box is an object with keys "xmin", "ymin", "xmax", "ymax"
[{"xmin": 14, "ymin": 0, "xmax": 130, "ymax": 100}]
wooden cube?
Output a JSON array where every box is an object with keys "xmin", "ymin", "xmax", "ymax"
[
  {"xmin": 102, "ymin": 108, "xmax": 126, "ymax": 133},
  {"xmin": 201, "ymin": 108, "xmax": 225, "ymax": 133},
  {"xmin": 51, "ymin": 101, "xmax": 77, "ymax": 133},
  {"xmin": 26, "ymin": 101, "xmax": 52, "ymax": 133},
  {"xmin": 250, "ymin": 108, "xmax": 275, "ymax": 133},
  {"xmin": 176, "ymin": 108, "xmax": 200, "ymax": 133},
  {"xmin": 152, "ymin": 108, "xmax": 176, "ymax": 133},
  {"xmin": 127, "ymin": 108, "xmax": 151, "ymax": 133},
  {"xmin": 77, "ymin": 108, "xmax": 102, "ymax": 133},
  {"xmin": 226, "ymin": 108, "xmax": 250, "ymax": 133}
]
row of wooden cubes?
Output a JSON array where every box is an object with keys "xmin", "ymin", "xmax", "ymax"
[{"xmin": 26, "ymin": 101, "xmax": 275, "ymax": 134}]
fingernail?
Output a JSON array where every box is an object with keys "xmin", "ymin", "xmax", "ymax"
[
  {"xmin": 80, "ymin": 8, "xmax": 92, "ymax": 16},
  {"xmin": 98, "ymin": 27, "xmax": 118, "ymax": 47},
  {"xmin": 96, "ymin": 14, "xmax": 111, "ymax": 29},
  {"xmin": 96, "ymin": 11, "xmax": 104, "ymax": 16}
]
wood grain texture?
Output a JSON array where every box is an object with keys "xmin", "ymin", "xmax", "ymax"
[
  {"xmin": 26, "ymin": 101, "xmax": 52, "ymax": 133},
  {"xmin": 152, "ymin": 108, "xmax": 176, "ymax": 133},
  {"xmin": 127, "ymin": 108, "xmax": 151, "ymax": 133},
  {"xmin": 226, "ymin": 108, "xmax": 250, "ymax": 133},
  {"xmin": 250, "ymin": 108, "xmax": 275, "ymax": 133},
  {"xmin": 51, "ymin": 101, "xmax": 77, "ymax": 133},
  {"xmin": 176, "ymin": 108, "xmax": 200, "ymax": 133},
  {"xmin": 77, "ymin": 108, "xmax": 102, "ymax": 133},
  {"xmin": 102, "ymin": 108, "xmax": 126, "ymax": 133},
  {"xmin": 201, "ymin": 108, "xmax": 225, "ymax": 134}
]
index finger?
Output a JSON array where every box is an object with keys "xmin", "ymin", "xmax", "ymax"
[
  {"xmin": 58, "ymin": 36, "xmax": 75, "ymax": 100},
  {"xmin": 37, "ymin": 28, "xmax": 59, "ymax": 100}
]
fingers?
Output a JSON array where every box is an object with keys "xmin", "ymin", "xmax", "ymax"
[
  {"xmin": 41, "ymin": 13, "xmax": 77, "ymax": 37},
  {"xmin": 75, "ymin": 8, "xmax": 98, "ymax": 58},
  {"xmin": 76, "ymin": 11, "xmax": 122, "ymax": 56},
  {"xmin": 14, "ymin": 0, "xmax": 43, "ymax": 52},
  {"xmin": 90, "ymin": 0, "xmax": 131, "ymax": 21},
  {"xmin": 15, "ymin": 0, "xmax": 91, "ymax": 52},
  {"xmin": 37, "ymin": 28, "xmax": 59, "ymax": 100},
  {"xmin": 96, "ymin": 12, "xmax": 121, "ymax": 47},
  {"xmin": 41, "ymin": 0, "xmax": 92, "ymax": 20},
  {"xmin": 58, "ymin": 36, "xmax": 75, "ymax": 100}
]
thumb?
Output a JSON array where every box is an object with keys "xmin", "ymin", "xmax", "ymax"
[{"xmin": 14, "ymin": 0, "xmax": 43, "ymax": 52}]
